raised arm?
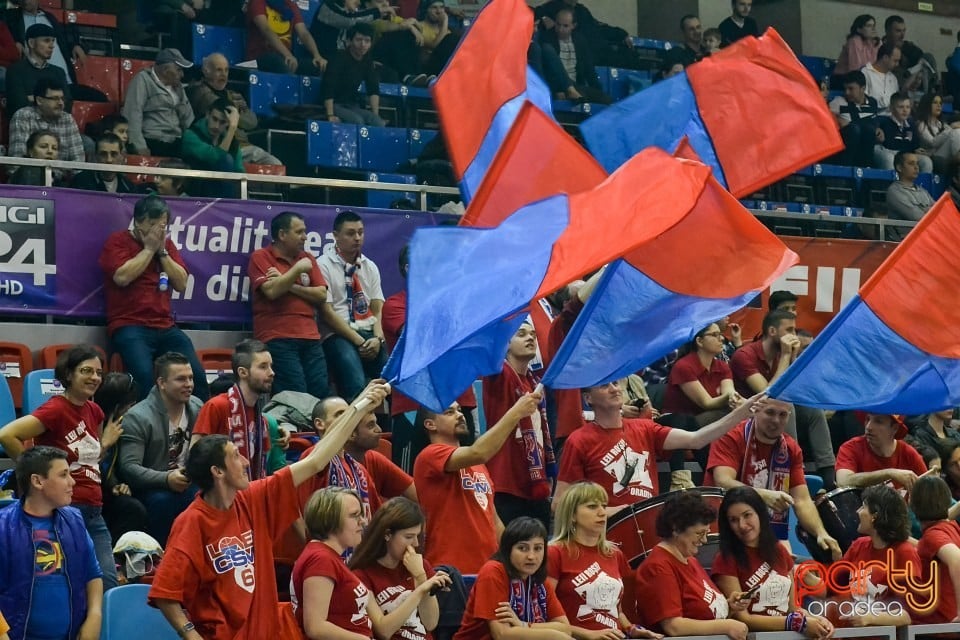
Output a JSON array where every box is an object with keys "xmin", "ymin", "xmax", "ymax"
[{"xmin": 444, "ymin": 391, "xmax": 542, "ymax": 471}]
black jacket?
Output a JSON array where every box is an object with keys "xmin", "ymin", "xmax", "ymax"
[{"xmin": 4, "ymin": 7, "xmax": 83, "ymax": 83}]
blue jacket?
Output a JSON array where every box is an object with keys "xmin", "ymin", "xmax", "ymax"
[{"xmin": 0, "ymin": 502, "xmax": 95, "ymax": 640}]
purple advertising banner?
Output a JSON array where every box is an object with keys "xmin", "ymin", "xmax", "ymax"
[{"xmin": 0, "ymin": 186, "xmax": 451, "ymax": 322}]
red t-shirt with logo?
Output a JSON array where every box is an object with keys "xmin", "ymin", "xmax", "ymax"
[
  {"xmin": 413, "ymin": 443, "xmax": 497, "ymax": 574},
  {"xmin": 663, "ymin": 352, "xmax": 732, "ymax": 416},
  {"xmin": 292, "ymin": 540, "xmax": 373, "ymax": 637},
  {"xmin": 362, "ymin": 449, "xmax": 413, "ymax": 501},
  {"xmin": 558, "ymin": 420, "xmax": 671, "ymax": 506},
  {"xmin": 635, "ymin": 546, "xmax": 729, "ymax": 632},
  {"xmin": 835, "ymin": 437, "xmax": 926, "ymax": 497},
  {"xmin": 246, "ymin": 0, "xmax": 303, "ymax": 59},
  {"xmin": 711, "ymin": 544, "xmax": 794, "ymax": 616},
  {"xmin": 192, "ymin": 392, "xmax": 271, "ymax": 480},
  {"xmin": 841, "ymin": 536, "xmax": 920, "ymax": 615},
  {"xmin": 354, "ymin": 561, "xmax": 436, "ymax": 640},
  {"xmin": 33, "ymin": 395, "xmax": 105, "ymax": 507},
  {"xmin": 248, "ymin": 245, "xmax": 325, "ymax": 343},
  {"xmin": 547, "ymin": 542, "xmax": 630, "ymax": 631},
  {"xmin": 148, "ymin": 467, "xmax": 301, "ymax": 640},
  {"xmin": 704, "ymin": 420, "xmax": 806, "ymax": 489},
  {"xmin": 917, "ymin": 520, "xmax": 960, "ymax": 623}
]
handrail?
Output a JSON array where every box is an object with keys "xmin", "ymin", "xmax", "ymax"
[{"xmin": 0, "ymin": 155, "xmax": 461, "ymax": 209}]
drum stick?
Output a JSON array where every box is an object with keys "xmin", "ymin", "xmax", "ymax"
[{"xmin": 354, "ymin": 382, "xmax": 392, "ymax": 412}]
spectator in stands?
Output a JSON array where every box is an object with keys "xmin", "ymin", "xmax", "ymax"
[
  {"xmin": 539, "ymin": 8, "xmax": 612, "ymax": 104},
  {"xmin": 663, "ymin": 322, "xmax": 739, "ymax": 423},
  {"xmin": 122, "ymin": 48, "xmax": 195, "ymax": 158},
  {"xmin": 534, "ymin": 0, "xmax": 635, "ymax": 69},
  {"xmin": 318, "ymin": 210, "xmax": 388, "ymax": 402},
  {"xmin": 832, "ymin": 14, "xmax": 879, "ymax": 85},
  {"xmin": 768, "ymin": 290, "xmax": 797, "ymax": 314},
  {"xmin": 664, "ymin": 15, "xmax": 705, "ymax": 69},
  {"xmin": 5, "ymin": 24, "xmax": 72, "ymax": 118},
  {"xmin": 886, "ymin": 151, "xmax": 935, "ymax": 223},
  {"xmin": 416, "ymin": 0, "xmax": 461, "ymax": 77},
  {"xmin": 247, "ymin": 0, "xmax": 329, "ymax": 74},
  {"xmin": 718, "ymin": 0, "xmax": 759, "ymax": 47},
  {"xmin": 862, "ymin": 43, "xmax": 901, "ymax": 115},
  {"xmin": 181, "ymin": 96, "xmax": 242, "ymax": 197},
  {"xmin": 0, "ymin": 446, "xmax": 104, "ymax": 640},
  {"xmin": 364, "ymin": 0, "xmax": 425, "ymax": 84},
  {"xmin": 916, "ymin": 92, "xmax": 960, "ymax": 171},
  {"xmin": 9, "ymin": 77, "xmax": 82, "ymax": 165},
  {"xmin": 875, "ymin": 92, "xmax": 933, "ymax": 173},
  {"xmin": 829, "ymin": 70, "xmax": 881, "ymax": 167},
  {"xmin": 9, "ymin": 129, "xmax": 58, "ymax": 186},
  {"xmin": 248, "ymin": 211, "xmax": 330, "ymax": 399},
  {"xmin": 71, "ymin": 132, "xmax": 137, "ymax": 194},
  {"xmin": 116, "ymin": 352, "xmax": 202, "ymax": 546},
  {"xmin": 153, "ymin": 158, "xmax": 190, "ymax": 197},
  {"xmin": 912, "ymin": 475, "xmax": 960, "ymax": 624},
  {"xmin": 311, "ymin": 0, "xmax": 387, "ymax": 62},
  {"xmin": 836, "ymin": 413, "xmax": 926, "ymax": 498},
  {"xmin": 0, "ymin": 345, "xmax": 121, "ymax": 592},
  {"xmin": 187, "ymin": 53, "xmax": 282, "ymax": 166},
  {"xmin": 321, "ymin": 23, "xmax": 385, "ymax": 126},
  {"xmin": 189, "ymin": 339, "xmax": 276, "ymax": 481},
  {"xmin": 414, "ymin": 393, "xmax": 541, "ymax": 574},
  {"xmin": 907, "ymin": 409, "xmax": 960, "ymax": 464},
  {"xmin": 98, "ymin": 195, "xmax": 209, "ymax": 401},
  {"xmin": 882, "ymin": 15, "xmax": 930, "ymax": 95},
  {"xmin": 947, "ymin": 33, "xmax": 960, "ymax": 99},
  {"xmin": 149, "ymin": 382, "xmax": 389, "ymax": 640},
  {"xmin": 4, "ymin": 0, "xmax": 84, "ymax": 89},
  {"xmin": 97, "ymin": 114, "xmax": 133, "ymax": 153},
  {"xmin": 702, "ymin": 28, "xmax": 722, "ymax": 55}
]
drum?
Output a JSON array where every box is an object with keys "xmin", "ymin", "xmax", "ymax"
[
  {"xmin": 798, "ymin": 486, "xmax": 863, "ymax": 564},
  {"xmin": 606, "ymin": 488, "xmax": 725, "ymax": 570}
]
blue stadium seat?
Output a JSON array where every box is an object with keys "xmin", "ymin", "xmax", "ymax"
[
  {"xmin": 23, "ymin": 369, "xmax": 63, "ymax": 414},
  {"xmin": 607, "ymin": 67, "xmax": 651, "ymax": 101},
  {"xmin": 192, "ymin": 24, "xmax": 246, "ymax": 66},
  {"xmin": 407, "ymin": 128, "xmax": 438, "ymax": 160},
  {"xmin": 366, "ymin": 172, "xmax": 416, "ymax": 209},
  {"xmin": 804, "ymin": 473, "xmax": 824, "ymax": 494},
  {"xmin": 101, "ymin": 583, "xmax": 179, "ymax": 640},
  {"xmin": 306, "ymin": 120, "xmax": 359, "ymax": 168},
  {"xmin": 632, "ymin": 37, "xmax": 674, "ymax": 51},
  {"xmin": 931, "ymin": 173, "xmax": 946, "ymax": 199},
  {"xmin": 798, "ymin": 55, "xmax": 835, "ymax": 82},
  {"xmin": 248, "ymin": 71, "xmax": 302, "ymax": 117},
  {"xmin": 0, "ymin": 376, "xmax": 14, "ymax": 456},
  {"xmin": 359, "ymin": 126, "xmax": 409, "ymax": 172},
  {"xmin": 757, "ymin": 201, "xmax": 802, "ymax": 213},
  {"xmin": 299, "ymin": 75, "xmax": 324, "ymax": 105},
  {"xmin": 787, "ymin": 506, "xmax": 812, "ymax": 561}
]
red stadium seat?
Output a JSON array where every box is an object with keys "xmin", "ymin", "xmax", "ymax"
[
  {"xmin": 0, "ymin": 342, "xmax": 32, "ymax": 409},
  {"xmin": 74, "ymin": 55, "xmax": 120, "ymax": 105},
  {"xmin": 125, "ymin": 154, "xmax": 171, "ymax": 185},
  {"xmin": 71, "ymin": 101, "xmax": 117, "ymax": 136},
  {"xmin": 40, "ymin": 344, "xmax": 108, "ymax": 371},
  {"xmin": 109, "ymin": 353, "xmax": 125, "ymax": 373},
  {"xmin": 65, "ymin": 11, "xmax": 117, "ymax": 28},
  {"xmin": 39, "ymin": 0, "xmax": 62, "ymax": 7},
  {"xmin": 244, "ymin": 163, "xmax": 287, "ymax": 176},
  {"xmin": 196, "ymin": 348, "xmax": 234, "ymax": 384},
  {"xmin": 120, "ymin": 58, "xmax": 153, "ymax": 103}
]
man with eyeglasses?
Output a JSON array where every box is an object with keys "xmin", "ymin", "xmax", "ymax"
[
  {"xmin": 8, "ymin": 75, "xmax": 83, "ymax": 163},
  {"xmin": 5, "ymin": 22, "xmax": 72, "ymax": 118},
  {"xmin": 117, "ymin": 352, "xmax": 204, "ymax": 546}
]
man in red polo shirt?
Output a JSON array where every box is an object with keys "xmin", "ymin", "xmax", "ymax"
[
  {"xmin": 98, "ymin": 195, "xmax": 209, "ymax": 400},
  {"xmin": 248, "ymin": 211, "xmax": 329, "ymax": 398},
  {"xmin": 836, "ymin": 413, "xmax": 927, "ymax": 498}
]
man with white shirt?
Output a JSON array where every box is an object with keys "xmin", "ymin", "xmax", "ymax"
[{"xmin": 862, "ymin": 42, "xmax": 901, "ymax": 114}]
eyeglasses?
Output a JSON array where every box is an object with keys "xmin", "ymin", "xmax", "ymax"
[
  {"xmin": 688, "ymin": 528, "xmax": 710, "ymax": 541},
  {"xmin": 78, "ymin": 366, "xmax": 103, "ymax": 377},
  {"xmin": 39, "ymin": 95, "xmax": 65, "ymax": 103}
]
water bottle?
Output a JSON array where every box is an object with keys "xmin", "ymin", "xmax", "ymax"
[{"xmin": 158, "ymin": 271, "xmax": 169, "ymax": 292}]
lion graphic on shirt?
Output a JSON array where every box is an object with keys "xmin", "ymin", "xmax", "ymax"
[
  {"xmin": 603, "ymin": 445, "xmax": 651, "ymax": 495},
  {"xmin": 703, "ymin": 581, "xmax": 729, "ymax": 619},
  {"xmin": 850, "ymin": 569, "xmax": 887, "ymax": 603},
  {"xmin": 380, "ymin": 589, "xmax": 426, "ymax": 635},
  {"xmin": 574, "ymin": 570, "xmax": 622, "ymax": 620}
]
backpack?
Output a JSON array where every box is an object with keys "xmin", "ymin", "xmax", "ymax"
[{"xmin": 432, "ymin": 564, "xmax": 472, "ymax": 640}]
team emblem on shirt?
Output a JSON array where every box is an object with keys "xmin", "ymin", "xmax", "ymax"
[
  {"xmin": 460, "ymin": 469, "xmax": 492, "ymax": 510},
  {"xmin": 352, "ymin": 583, "xmax": 372, "ymax": 626},
  {"xmin": 600, "ymin": 440, "xmax": 652, "ymax": 498},
  {"xmin": 702, "ymin": 580, "xmax": 729, "ymax": 619},
  {"xmin": 33, "ymin": 531, "xmax": 64, "ymax": 576},
  {"xmin": 572, "ymin": 563, "xmax": 621, "ymax": 628},
  {"xmin": 378, "ymin": 586, "xmax": 427, "ymax": 637},
  {"xmin": 206, "ymin": 530, "xmax": 256, "ymax": 593}
]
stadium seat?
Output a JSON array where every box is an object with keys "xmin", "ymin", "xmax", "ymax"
[
  {"xmin": 366, "ymin": 172, "xmax": 416, "ymax": 209},
  {"xmin": 407, "ymin": 127, "xmax": 437, "ymax": 160},
  {"xmin": 0, "ymin": 377, "xmax": 16, "ymax": 452},
  {"xmin": 248, "ymin": 71, "xmax": 302, "ymax": 117},
  {"xmin": 196, "ymin": 348, "xmax": 233, "ymax": 384},
  {"xmin": 358, "ymin": 126, "xmax": 408, "ymax": 173},
  {"xmin": 120, "ymin": 58, "xmax": 153, "ymax": 104},
  {"xmin": 854, "ymin": 167, "xmax": 897, "ymax": 209},
  {"xmin": 23, "ymin": 369, "xmax": 64, "ymax": 414},
  {"xmin": 812, "ymin": 164, "xmax": 856, "ymax": 207},
  {"xmin": 299, "ymin": 76, "xmax": 324, "ymax": 105},
  {"xmin": 66, "ymin": 10, "xmax": 117, "ymax": 28},
  {"xmin": 244, "ymin": 163, "xmax": 286, "ymax": 176},
  {"xmin": 71, "ymin": 101, "xmax": 117, "ymax": 137},
  {"xmin": 0, "ymin": 342, "xmax": 32, "ymax": 410},
  {"xmin": 40, "ymin": 344, "xmax": 107, "ymax": 370},
  {"xmin": 192, "ymin": 24, "xmax": 246, "ymax": 66},
  {"xmin": 109, "ymin": 353, "xmax": 125, "ymax": 373},
  {"xmin": 307, "ymin": 120, "xmax": 359, "ymax": 168},
  {"xmin": 125, "ymin": 155, "xmax": 170, "ymax": 185},
  {"xmin": 73, "ymin": 55, "xmax": 120, "ymax": 105},
  {"xmin": 101, "ymin": 583, "xmax": 179, "ymax": 640},
  {"xmin": 804, "ymin": 473, "xmax": 824, "ymax": 495},
  {"xmin": 787, "ymin": 506, "xmax": 812, "ymax": 561},
  {"xmin": 40, "ymin": 0, "xmax": 62, "ymax": 8}
]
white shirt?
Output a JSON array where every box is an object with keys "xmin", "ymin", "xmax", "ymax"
[
  {"xmin": 317, "ymin": 243, "xmax": 384, "ymax": 336},
  {"xmin": 861, "ymin": 64, "xmax": 899, "ymax": 114}
]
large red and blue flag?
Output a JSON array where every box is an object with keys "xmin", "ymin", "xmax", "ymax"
[{"xmin": 769, "ymin": 196, "xmax": 960, "ymax": 412}]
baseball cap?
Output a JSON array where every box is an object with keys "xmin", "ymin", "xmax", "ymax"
[
  {"xmin": 156, "ymin": 48, "xmax": 193, "ymax": 68},
  {"xmin": 25, "ymin": 23, "xmax": 56, "ymax": 40},
  {"xmin": 858, "ymin": 411, "xmax": 908, "ymax": 439}
]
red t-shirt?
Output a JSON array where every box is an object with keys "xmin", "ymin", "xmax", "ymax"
[
  {"xmin": 483, "ymin": 363, "xmax": 552, "ymax": 498},
  {"xmin": 292, "ymin": 540, "xmax": 373, "ymax": 637},
  {"xmin": 33, "ymin": 395, "xmax": 105, "ymax": 507},
  {"xmin": 835, "ymin": 437, "xmax": 926, "ymax": 497},
  {"xmin": 354, "ymin": 561, "xmax": 436, "ymax": 640},
  {"xmin": 663, "ymin": 352, "xmax": 732, "ymax": 415},
  {"xmin": 547, "ymin": 542, "xmax": 631, "ymax": 631},
  {"xmin": 711, "ymin": 544, "xmax": 794, "ymax": 616},
  {"xmin": 917, "ymin": 521, "xmax": 960, "ymax": 623},
  {"xmin": 297, "ymin": 450, "xmax": 382, "ymax": 521},
  {"xmin": 842, "ymin": 537, "xmax": 920, "ymax": 609},
  {"xmin": 413, "ymin": 443, "xmax": 497, "ymax": 574},
  {"xmin": 704, "ymin": 420, "xmax": 805, "ymax": 490},
  {"xmin": 98, "ymin": 230, "xmax": 185, "ymax": 335},
  {"xmin": 557, "ymin": 420, "xmax": 671, "ymax": 506},
  {"xmin": 192, "ymin": 392, "xmax": 271, "ymax": 480},
  {"xmin": 246, "ymin": 0, "xmax": 304, "ymax": 59},
  {"xmin": 730, "ymin": 340, "xmax": 775, "ymax": 398},
  {"xmin": 454, "ymin": 561, "xmax": 565, "ymax": 640},
  {"xmin": 362, "ymin": 449, "xmax": 413, "ymax": 501},
  {"xmin": 547, "ymin": 297, "xmax": 585, "ymax": 439},
  {"xmin": 634, "ymin": 546, "xmax": 729, "ymax": 632},
  {"xmin": 149, "ymin": 467, "xmax": 301, "ymax": 640},
  {"xmin": 248, "ymin": 245, "xmax": 325, "ymax": 343}
]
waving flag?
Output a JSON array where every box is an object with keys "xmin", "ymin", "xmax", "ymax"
[
  {"xmin": 460, "ymin": 102, "xmax": 607, "ymax": 227},
  {"xmin": 769, "ymin": 197, "xmax": 960, "ymax": 413},
  {"xmin": 541, "ymin": 178, "xmax": 798, "ymax": 389},
  {"xmin": 431, "ymin": 0, "xmax": 553, "ymax": 201},
  {"xmin": 580, "ymin": 28, "xmax": 842, "ymax": 198},
  {"xmin": 384, "ymin": 149, "xmax": 716, "ymax": 411}
]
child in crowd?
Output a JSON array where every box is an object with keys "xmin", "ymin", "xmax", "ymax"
[
  {"xmin": 703, "ymin": 28, "xmax": 722, "ymax": 54},
  {"xmin": 99, "ymin": 114, "xmax": 134, "ymax": 154}
]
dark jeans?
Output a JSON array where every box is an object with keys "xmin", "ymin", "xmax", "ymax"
[
  {"xmin": 323, "ymin": 330, "xmax": 388, "ymax": 402},
  {"xmin": 839, "ymin": 122, "xmax": 876, "ymax": 167},
  {"xmin": 373, "ymin": 30, "xmax": 420, "ymax": 79},
  {"xmin": 139, "ymin": 486, "xmax": 199, "ymax": 546},
  {"xmin": 494, "ymin": 493, "xmax": 551, "ymax": 532},
  {"xmin": 143, "ymin": 138, "xmax": 183, "ymax": 158},
  {"xmin": 111, "ymin": 325, "xmax": 209, "ymax": 400},
  {"xmin": 267, "ymin": 337, "xmax": 330, "ymax": 399},
  {"xmin": 102, "ymin": 491, "xmax": 148, "ymax": 543},
  {"xmin": 76, "ymin": 504, "xmax": 119, "ymax": 591}
]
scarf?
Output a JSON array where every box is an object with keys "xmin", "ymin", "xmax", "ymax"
[
  {"xmin": 335, "ymin": 249, "xmax": 376, "ymax": 330},
  {"xmin": 227, "ymin": 384, "xmax": 267, "ymax": 480},
  {"xmin": 504, "ymin": 365, "xmax": 556, "ymax": 500},
  {"xmin": 740, "ymin": 418, "xmax": 792, "ymax": 538},
  {"xmin": 509, "ymin": 576, "xmax": 549, "ymax": 624},
  {"xmin": 327, "ymin": 452, "xmax": 373, "ymax": 521},
  {"xmin": 265, "ymin": 0, "xmax": 294, "ymax": 21}
]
